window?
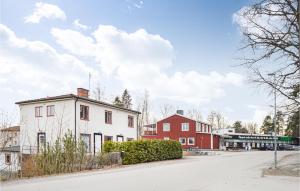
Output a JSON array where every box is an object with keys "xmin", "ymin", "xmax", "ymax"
[
  {"xmin": 179, "ymin": 138, "xmax": 186, "ymax": 145},
  {"xmin": 47, "ymin": 105, "xmax": 55, "ymax": 117},
  {"xmin": 35, "ymin": 106, "xmax": 42, "ymax": 117},
  {"xmin": 128, "ymin": 116, "xmax": 134, "ymax": 128},
  {"xmin": 5, "ymin": 154, "xmax": 11, "ymax": 165},
  {"xmin": 105, "ymin": 111, "xmax": 112, "ymax": 124},
  {"xmin": 127, "ymin": 138, "xmax": 134, "ymax": 141},
  {"xmin": 163, "ymin": 123, "xmax": 170, "ymax": 132},
  {"xmin": 164, "ymin": 137, "xmax": 170, "ymax": 140},
  {"xmin": 104, "ymin": 135, "xmax": 113, "ymax": 142},
  {"xmin": 80, "ymin": 134, "xmax": 91, "ymax": 152},
  {"xmin": 196, "ymin": 122, "xmax": 201, "ymax": 132},
  {"xmin": 80, "ymin": 105, "xmax": 89, "ymax": 120},
  {"xmin": 188, "ymin": 137, "xmax": 195, "ymax": 145},
  {"xmin": 181, "ymin": 123, "xmax": 189, "ymax": 131}
]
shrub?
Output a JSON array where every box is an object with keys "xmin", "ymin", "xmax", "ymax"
[{"xmin": 103, "ymin": 140, "xmax": 182, "ymax": 165}]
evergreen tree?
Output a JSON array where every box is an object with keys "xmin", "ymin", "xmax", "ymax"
[
  {"xmin": 285, "ymin": 110, "xmax": 299, "ymax": 137},
  {"xmin": 260, "ymin": 115, "xmax": 274, "ymax": 134},
  {"xmin": 232, "ymin": 121, "xmax": 248, "ymax": 133},
  {"xmin": 113, "ymin": 96, "xmax": 124, "ymax": 107},
  {"xmin": 275, "ymin": 111, "xmax": 285, "ymax": 135},
  {"xmin": 121, "ymin": 89, "xmax": 132, "ymax": 109}
]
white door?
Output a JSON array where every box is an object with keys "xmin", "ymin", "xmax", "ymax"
[
  {"xmin": 117, "ymin": 135, "xmax": 124, "ymax": 142},
  {"xmin": 94, "ymin": 134, "xmax": 102, "ymax": 154}
]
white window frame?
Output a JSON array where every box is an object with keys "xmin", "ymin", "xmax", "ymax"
[
  {"xmin": 188, "ymin": 137, "xmax": 195, "ymax": 145},
  {"xmin": 179, "ymin": 138, "xmax": 186, "ymax": 145},
  {"xmin": 181, "ymin": 123, "xmax": 189, "ymax": 131},
  {"xmin": 163, "ymin": 123, "xmax": 170, "ymax": 132},
  {"xmin": 47, "ymin": 105, "xmax": 55, "ymax": 117},
  {"xmin": 35, "ymin": 106, "xmax": 43, "ymax": 117},
  {"xmin": 196, "ymin": 122, "xmax": 201, "ymax": 132}
]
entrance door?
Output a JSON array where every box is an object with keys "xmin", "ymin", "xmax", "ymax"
[
  {"xmin": 117, "ymin": 135, "xmax": 124, "ymax": 142},
  {"xmin": 94, "ymin": 133, "xmax": 102, "ymax": 154},
  {"xmin": 37, "ymin": 132, "xmax": 46, "ymax": 153}
]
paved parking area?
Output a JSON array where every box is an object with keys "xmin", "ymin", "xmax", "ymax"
[{"xmin": 1, "ymin": 151, "xmax": 300, "ymax": 191}]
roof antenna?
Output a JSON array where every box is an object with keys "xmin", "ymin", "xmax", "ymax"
[{"xmin": 88, "ymin": 72, "xmax": 91, "ymax": 93}]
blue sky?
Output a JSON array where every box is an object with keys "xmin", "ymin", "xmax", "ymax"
[{"xmin": 0, "ymin": 0, "xmax": 273, "ymax": 125}]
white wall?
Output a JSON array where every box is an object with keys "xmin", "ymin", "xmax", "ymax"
[
  {"xmin": 19, "ymin": 98, "xmax": 138, "ymax": 154},
  {"xmin": 0, "ymin": 131, "xmax": 20, "ymax": 148},
  {"xmin": 0, "ymin": 152, "xmax": 19, "ymax": 172},
  {"xmin": 76, "ymin": 100, "xmax": 138, "ymax": 142},
  {"xmin": 19, "ymin": 99, "xmax": 75, "ymax": 154}
]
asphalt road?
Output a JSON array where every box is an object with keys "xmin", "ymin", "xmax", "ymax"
[{"xmin": 1, "ymin": 151, "xmax": 299, "ymax": 191}]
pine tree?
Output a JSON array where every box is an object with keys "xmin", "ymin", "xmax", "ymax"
[
  {"xmin": 232, "ymin": 121, "xmax": 248, "ymax": 133},
  {"xmin": 121, "ymin": 89, "xmax": 132, "ymax": 109},
  {"xmin": 275, "ymin": 111, "xmax": 285, "ymax": 135},
  {"xmin": 260, "ymin": 115, "xmax": 274, "ymax": 134},
  {"xmin": 113, "ymin": 96, "xmax": 124, "ymax": 107},
  {"xmin": 285, "ymin": 110, "xmax": 299, "ymax": 137}
]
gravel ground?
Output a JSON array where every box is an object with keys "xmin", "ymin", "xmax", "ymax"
[
  {"xmin": 262, "ymin": 152, "xmax": 300, "ymax": 177},
  {"xmin": 1, "ymin": 151, "xmax": 299, "ymax": 191}
]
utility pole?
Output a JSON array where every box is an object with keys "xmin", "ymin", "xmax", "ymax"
[{"xmin": 268, "ymin": 73, "xmax": 277, "ymax": 168}]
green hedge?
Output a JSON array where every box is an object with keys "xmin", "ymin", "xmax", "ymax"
[{"xmin": 103, "ymin": 139, "xmax": 182, "ymax": 165}]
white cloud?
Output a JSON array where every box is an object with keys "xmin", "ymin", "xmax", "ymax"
[
  {"xmin": 51, "ymin": 28, "xmax": 96, "ymax": 57},
  {"xmin": 24, "ymin": 2, "xmax": 66, "ymax": 23},
  {"xmin": 51, "ymin": 25, "xmax": 244, "ymax": 104},
  {"xmin": 73, "ymin": 19, "xmax": 89, "ymax": 30},
  {"xmin": 126, "ymin": 0, "xmax": 144, "ymax": 11},
  {"xmin": 0, "ymin": 24, "xmax": 99, "ymax": 99},
  {"xmin": 247, "ymin": 105, "xmax": 271, "ymax": 126},
  {"xmin": 233, "ymin": 3, "xmax": 287, "ymax": 36}
]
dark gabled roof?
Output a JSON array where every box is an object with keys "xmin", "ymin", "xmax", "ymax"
[
  {"xmin": 16, "ymin": 94, "xmax": 140, "ymax": 114},
  {"xmin": 157, "ymin": 114, "xmax": 211, "ymax": 126},
  {"xmin": 1, "ymin": 126, "xmax": 20, "ymax": 132}
]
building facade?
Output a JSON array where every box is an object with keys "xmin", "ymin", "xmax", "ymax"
[
  {"xmin": 221, "ymin": 133, "xmax": 297, "ymax": 150},
  {"xmin": 16, "ymin": 88, "xmax": 140, "ymax": 154},
  {"xmin": 0, "ymin": 126, "xmax": 21, "ymax": 173},
  {"xmin": 142, "ymin": 113, "xmax": 219, "ymax": 150}
]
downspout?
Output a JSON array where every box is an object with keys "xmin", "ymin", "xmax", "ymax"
[
  {"xmin": 136, "ymin": 113, "xmax": 140, "ymax": 140},
  {"xmin": 74, "ymin": 97, "xmax": 79, "ymax": 144}
]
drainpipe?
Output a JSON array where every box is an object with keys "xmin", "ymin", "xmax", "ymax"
[
  {"xmin": 136, "ymin": 114, "xmax": 139, "ymax": 140},
  {"xmin": 210, "ymin": 126, "xmax": 213, "ymax": 150},
  {"xmin": 74, "ymin": 97, "xmax": 79, "ymax": 144}
]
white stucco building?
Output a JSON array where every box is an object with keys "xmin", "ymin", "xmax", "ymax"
[
  {"xmin": 0, "ymin": 126, "xmax": 21, "ymax": 173},
  {"xmin": 16, "ymin": 88, "xmax": 140, "ymax": 154}
]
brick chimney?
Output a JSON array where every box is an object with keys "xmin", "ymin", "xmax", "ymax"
[
  {"xmin": 176, "ymin": 110, "xmax": 184, "ymax": 115},
  {"xmin": 77, "ymin": 88, "xmax": 89, "ymax": 98}
]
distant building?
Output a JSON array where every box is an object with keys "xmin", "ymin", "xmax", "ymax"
[
  {"xmin": 16, "ymin": 88, "xmax": 140, "ymax": 154},
  {"xmin": 213, "ymin": 128, "xmax": 235, "ymax": 135},
  {"xmin": 220, "ymin": 132, "xmax": 297, "ymax": 150},
  {"xmin": 142, "ymin": 110, "xmax": 219, "ymax": 150},
  {"xmin": 0, "ymin": 126, "xmax": 20, "ymax": 148},
  {"xmin": 0, "ymin": 126, "xmax": 20, "ymax": 173}
]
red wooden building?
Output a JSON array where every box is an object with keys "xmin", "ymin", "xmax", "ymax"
[{"xmin": 142, "ymin": 112, "xmax": 219, "ymax": 150}]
